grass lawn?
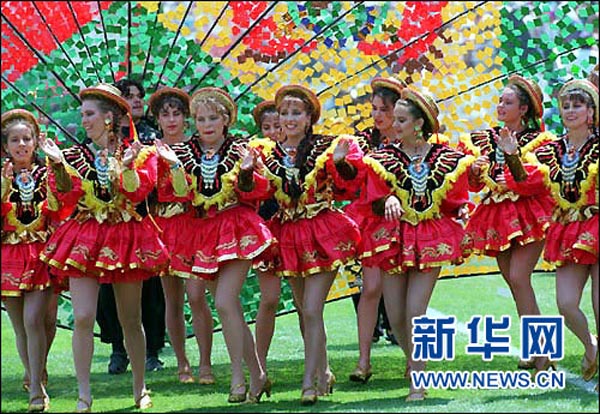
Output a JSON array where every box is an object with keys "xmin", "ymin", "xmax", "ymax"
[{"xmin": 1, "ymin": 272, "xmax": 598, "ymax": 412}]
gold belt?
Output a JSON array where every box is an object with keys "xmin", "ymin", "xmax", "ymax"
[
  {"xmin": 156, "ymin": 202, "xmax": 189, "ymax": 218},
  {"xmin": 277, "ymin": 202, "xmax": 334, "ymax": 222}
]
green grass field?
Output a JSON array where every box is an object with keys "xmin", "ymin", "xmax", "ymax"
[{"xmin": 1, "ymin": 272, "xmax": 598, "ymax": 412}]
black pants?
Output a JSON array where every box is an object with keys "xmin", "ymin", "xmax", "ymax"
[{"xmin": 96, "ymin": 276, "xmax": 166, "ymax": 356}]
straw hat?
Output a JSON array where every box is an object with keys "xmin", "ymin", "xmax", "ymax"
[
  {"xmin": 507, "ymin": 74, "xmax": 544, "ymax": 119},
  {"xmin": 401, "ymin": 87, "xmax": 440, "ymax": 133},
  {"xmin": 79, "ymin": 83, "xmax": 131, "ymax": 114},
  {"xmin": 190, "ymin": 87, "xmax": 237, "ymax": 125},
  {"xmin": 275, "ymin": 84, "xmax": 321, "ymax": 124},
  {"xmin": 559, "ymin": 79, "xmax": 599, "ymax": 127},
  {"xmin": 371, "ymin": 76, "xmax": 407, "ymax": 96},
  {"xmin": 252, "ymin": 100, "xmax": 277, "ymax": 126},
  {"xmin": 148, "ymin": 87, "xmax": 190, "ymax": 117},
  {"xmin": 1, "ymin": 109, "xmax": 40, "ymax": 137}
]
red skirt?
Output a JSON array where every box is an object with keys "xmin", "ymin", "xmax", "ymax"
[
  {"xmin": 40, "ymin": 218, "xmax": 169, "ymax": 285},
  {"xmin": 467, "ymin": 194, "xmax": 553, "ymax": 256},
  {"xmin": 1, "ymin": 242, "xmax": 50, "ymax": 297},
  {"xmin": 169, "ymin": 205, "xmax": 275, "ymax": 280},
  {"xmin": 270, "ymin": 209, "xmax": 360, "ymax": 277},
  {"xmin": 361, "ymin": 216, "xmax": 472, "ymax": 273},
  {"xmin": 544, "ymin": 215, "xmax": 598, "ymax": 266}
]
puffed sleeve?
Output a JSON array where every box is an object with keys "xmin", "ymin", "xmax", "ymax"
[
  {"xmin": 325, "ymin": 135, "xmax": 367, "ymax": 198},
  {"xmin": 120, "ymin": 147, "xmax": 157, "ymax": 203},
  {"xmin": 440, "ymin": 170, "xmax": 474, "ymax": 216},
  {"xmin": 156, "ymin": 155, "xmax": 193, "ymax": 202},
  {"xmin": 46, "ymin": 159, "xmax": 84, "ymax": 213}
]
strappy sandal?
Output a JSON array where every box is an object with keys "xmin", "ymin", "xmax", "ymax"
[
  {"xmin": 28, "ymin": 394, "xmax": 49, "ymax": 413},
  {"xmin": 406, "ymin": 388, "xmax": 426, "ymax": 402},
  {"xmin": 197, "ymin": 369, "xmax": 215, "ymax": 385},
  {"xmin": 300, "ymin": 386, "xmax": 318, "ymax": 405},
  {"xmin": 135, "ymin": 390, "xmax": 152, "ymax": 409},
  {"xmin": 227, "ymin": 383, "xmax": 247, "ymax": 403},
  {"xmin": 349, "ymin": 365, "xmax": 372, "ymax": 383},
  {"xmin": 178, "ymin": 369, "xmax": 195, "ymax": 384},
  {"xmin": 75, "ymin": 397, "xmax": 92, "ymax": 413}
]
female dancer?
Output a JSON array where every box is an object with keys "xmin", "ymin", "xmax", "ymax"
[
  {"xmin": 39, "ymin": 83, "xmax": 169, "ymax": 411},
  {"xmin": 250, "ymin": 84, "xmax": 362, "ymax": 404},
  {"xmin": 499, "ymin": 78, "xmax": 598, "ymax": 383},
  {"xmin": 461, "ymin": 75, "xmax": 555, "ymax": 370},
  {"xmin": 155, "ymin": 87, "xmax": 272, "ymax": 403},
  {"xmin": 1, "ymin": 109, "xmax": 58, "ymax": 412},
  {"xmin": 334, "ymin": 86, "xmax": 473, "ymax": 401},
  {"xmin": 148, "ymin": 87, "xmax": 214, "ymax": 384},
  {"xmin": 348, "ymin": 76, "xmax": 406, "ymax": 383}
]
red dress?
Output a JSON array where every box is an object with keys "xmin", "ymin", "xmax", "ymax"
[
  {"xmin": 250, "ymin": 135, "xmax": 362, "ymax": 277},
  {"xmin": 166, "ymin": 135, "xmax": 275, "ymax": 280},
  {"xmin": 507, "ymin": 133, "xmax": 598, "ymax": 266},
  {"xmin": 336, "ymin": 141, "xmax": 474, "ymax": 273},
  {"xmin": 1, "ymin": 164, "xmax": 53, "ymax": 296},
  {"xmin": 460, "ymin": 127, "xmax": 556, "ymax": 256},
  {"xmin": 40, "ymin": 144, "xmax": 169, "ymax": 284}
]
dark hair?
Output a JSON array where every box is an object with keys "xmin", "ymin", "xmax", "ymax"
[
  {"xmin": 1, "ymin": 117, "xmax": 43, "ymax": 166},
  {"xmin": 259, "ymin": 107, "xmax": 278, "ymax": 128},
  {"xmin": 151, "ymin": 95, "xmax": 189, "ymax": 119},
  {"xmin": 372, "ymin": 86, "xmax": 401, "ymax": 107},
  {"xmin": 559, "ymin": 87, "xmax": 597, "ymax": 125},
  {"xmin": 506, "ymin": 84, "xmax": 540, "ymax": 131},
  {"xmin": 115, "ymin": 78, "xmax": 145, "ymax": 99},
  {"xmin": 370, "ymin": 86, "xmax": 401, "ymax": 147},
  {"xmin": 395, "ymin": 99, "xmax": 435, "ymax": 138},
  {"xmin": 81, "ymin": 96, "xmax": 126, "ymax": 137}
]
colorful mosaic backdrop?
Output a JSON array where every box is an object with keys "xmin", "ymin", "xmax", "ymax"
[{"xmin": 2, "ymin": 1, "xmax": 598, "ymax": 333}]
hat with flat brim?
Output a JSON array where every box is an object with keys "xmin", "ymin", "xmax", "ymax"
[
  {"xmin": 371, "ymin": 76, "xmax": 407, "ymax": 97},
  {"xmin": 275, "ymin": 85, "xmax": 321, "ymax": 125},
  {"xmin": 401, "ymin": 87, "xmax": 440, "ymax": 134},
  {"xmin": 507, "ymin": 75, "xmax": 544, "ymax": 119},
  {"xmin": 191, "ymin": 87, "xmax": 237, "ymax": 125},
  {"xmin": 148, "ymin": 87, "xmax": 191, "ymax": 118},
  {"xmin": 1, "ymin": 109, "xmax": 40, "ymax": 137},
  {"xmin": 79, "ymin": 83, "xmax": 131, "ymax": 115},
  {"xmin": 559, "ymin": 79, "xmax": 599, "ymax": 127},
  {"xmin": 252, "ymin": 100, "xmax": 277, "ymax": 126}
]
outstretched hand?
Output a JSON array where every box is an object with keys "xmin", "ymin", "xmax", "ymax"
[
  {"xmin": 2, "ymin": 159, "xmax": 14, "ymax": 179},
  {"xmin": 470, "ymin": 155, "xmax": 489, "ymax": 177},
  {"xmin": 122, "ymin": 140, "xmax": 142, "ymax": 167},
  {"xmin": 39, "ymin": 137, "xmax": 63, "ymax": 163},
  {"xmin": 457, "ymin": 204, "xmax": 470, "ymax": 222},
  {"xmin": 333, "ymin": 138, "xmax": 350, "ymax": 163},
  {"xmin": 496, "ymin": 127, "xmax": 518, "ymax": 155},
  {"xmin": 241, "ymin": 147, "xmax": 261, "ymax": 171},
  {"xmin": 155, "ymin": 139, "xmax": 180, "ymax": 166}
]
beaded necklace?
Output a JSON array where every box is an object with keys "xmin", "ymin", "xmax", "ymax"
[
  {"xmin": 561, "ymin": 134, "xmax": 591, "ymax": 194},
  {"xmin": 15, "ymin": 169, "xmax": 35, "ymax": 203},
  {"xmin": 94, "ymin": 152, "xmax": 111, "ymax": 189},
  {"xmin": 200, "ymin": 148, "xmax": 220, "ymax": 190}
]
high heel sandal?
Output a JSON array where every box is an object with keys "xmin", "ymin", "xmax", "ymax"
[
  {"xmin": 405, "ymin": 388, "xmax": 426, "ymax": 402},
  {"xmin": 197, "ymin": 369, "xmax": 215, "ymax": 385},
  {"xmin": 28, "ymin": 394, "xmax": 49, "ymax": 413},
  {"xmin": 300, "ymin": 386, "xmax": 318, "ymax": 405},
  {"xmin": 582, "ymin": 344, "xmax": 598, "ymax": 382},
  {"xmin": 518, "ymin": 358, "xmax": 536, "ymax": 370},
  {"xmin": 247, "ymin": 377, "xmax": 272, "ymax": 403},
  {"xmin": 178, "ymin": 369, "xmax": 195, "ymax": 384},
  {"xmin": 533, "ymin": 357, "xmax": 557, "ymax": 379},
  {"xmin": 75, "ymin": 396, "xmax": 92, "ymax": 413},
  {"xmin": 227, "ymin": 383, "xmax": 247, "ymax": 403},
  {"xmin": 135, "ymin": 390, "xmax": 153, "ymax": 410},
  {"xmin": 349, "ymin": 365, "xmax": 372, "ymax": 383},
  {"xmin": 317, "ymin": 371, "xmax": 336, "ymax": 396}
]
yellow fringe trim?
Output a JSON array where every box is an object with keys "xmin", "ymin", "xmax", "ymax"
[
  {"xmin": 524, "ymin": 151, "xmax": 598, "ymax": 211},
  {"xmin": 364, "ymin": 151, "xmax": 474, "ymax": 222},
  {"xmin": 5, "ymin": 203, "xmax": 46, "ymax": 234},
  {"xmin": 248, "ymin": 137, "xmax": 292, "ymax": 205},
  {"xmin": 521, "ymin": 131, "xmax": 558, "ymax": 155},
  {"xmin": 302, "ymin": 134, "xmax": 360, "ymax": 205}
]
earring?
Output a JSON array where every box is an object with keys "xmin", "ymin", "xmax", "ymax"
[
  {"xmin": 414, "ymin": 126, "xmax": 423, "ymax": 141},
  {"xmin": 104, "ymin": 118, "xmax": 112, "ymax": 131}
]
